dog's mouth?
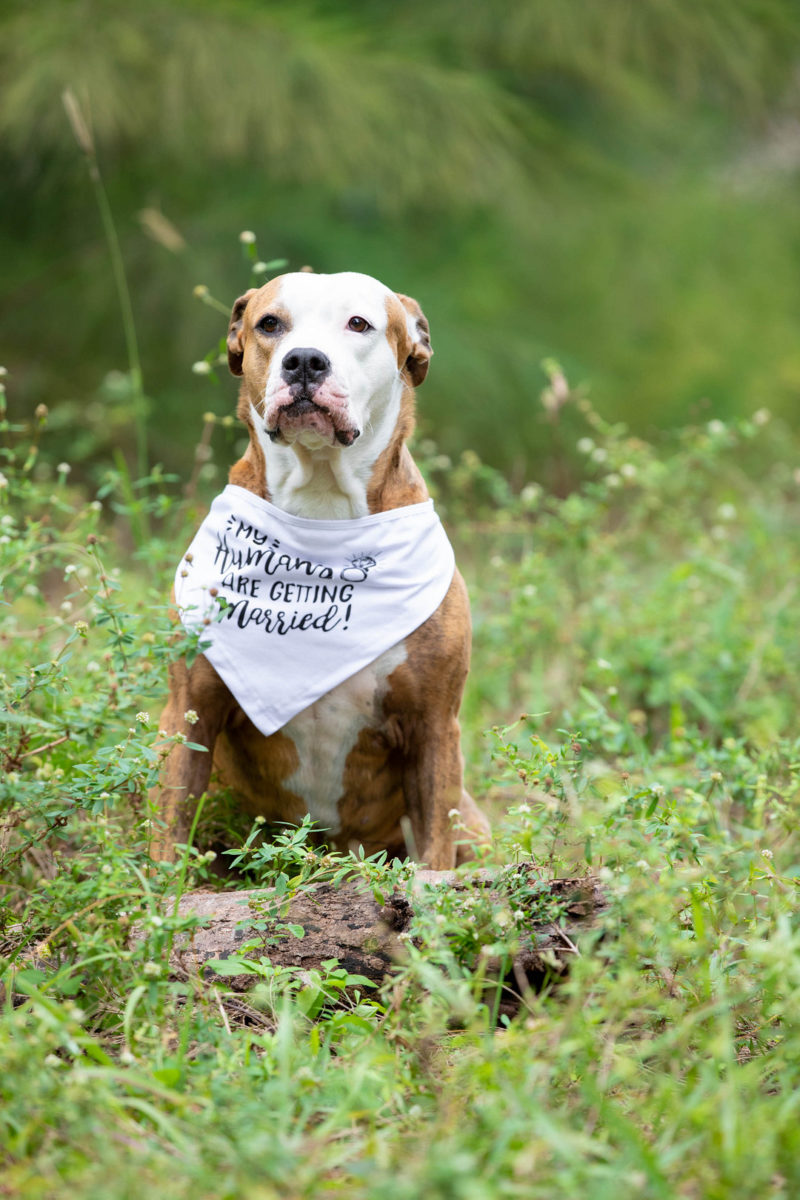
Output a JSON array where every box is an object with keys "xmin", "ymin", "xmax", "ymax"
[{"xmin": 267, "ymin": 393, "xmax": 360, "ymax": 448}]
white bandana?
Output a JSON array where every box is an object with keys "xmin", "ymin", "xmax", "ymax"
[{"xmin": 174, "ymin": 484, "xmax": 455, "ymax": 736}]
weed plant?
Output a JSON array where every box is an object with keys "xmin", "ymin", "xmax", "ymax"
[{"xmin": 1, "ymin": 353, "xmax": 800, "ymax": 1198}]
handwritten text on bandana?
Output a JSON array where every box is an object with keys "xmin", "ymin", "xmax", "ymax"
[{"xmin": 174, "ymin": 485, "xmax": 456, "ymax": 736}]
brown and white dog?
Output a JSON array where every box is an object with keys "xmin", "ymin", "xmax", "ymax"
[{"xmin": 152, "ymin": 271, "xmax": 489, "ymax": 869}]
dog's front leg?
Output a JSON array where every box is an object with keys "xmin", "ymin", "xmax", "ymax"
[
  {"xmin": 149, "ymin": 656, "xmax": 233, "ymax": 862},
  {"xmin": 402, "ymin": 714, "xmax": 465, "ymax": 870}
]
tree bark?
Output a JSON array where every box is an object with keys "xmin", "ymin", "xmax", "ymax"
[{"xmin": 171, "ymin": 869, "xmax": 606, "ymax": 1016}]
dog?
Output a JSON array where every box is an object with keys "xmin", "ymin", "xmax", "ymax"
[{"xmin": 152, "ymin": 271, "xmax": 489, "ymax": 869}]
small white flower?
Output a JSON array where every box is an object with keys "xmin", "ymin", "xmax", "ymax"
[
  {"xmin": 717, "ymin": 503, "xmax": 736, "ymax": 521},
  {"xmin": 447, "ymin": 808, "xmax": 460, "ymax": 818},
  {"xmin": 60, "ymin": 600, "xmax": 72, "ymax": 614},
  {"xmin": 183, "ymin": 709, "xmax": 199, "ymax": 725},
  {"xmin": 203, "ymin": 850, "xmax": 217, "ymax": 863},
  {"xmin": 119, "ymin": 1049, "xmax": 136, "ymax": 1065},
  {"xmin": 64, "ymin": 564, "xmax": 78, "ymax": 576},
  {"xmin": 591, "ymin": 447, "xmax": 608, "ymax": 463},
  {"xmin": 577, "ymin": 437, "xmax": 595, "ymax": 455},
  {"xmin": 513, "ymin": 910, "xmax": 526, "ymax": 922},
  {"xmin": 520, "ymin": 483, "xmax": 541, "ymax": 504},
  {"xmin": 252, "ymin": 260, "xmax": 268, "ymax": 273},
  {"xmin": 761, "ymin": 848, "xmax": 773, "ymax": 860},
  {"xmin": 596, "ymin": 658, "xmax": 612, "ymax": 670},
  {"xmin": 0, "ymin": 473, "xmax": 8, "ymax": 490},
  {"xmin": 490, "ymin": 555, "xmax": 504, "ymax": 568},
  {"xmin": 707, "ymin": 419, "xmax": 725, "ymax": 435},
  {"xmin": 752, "ymin": 408, "xmax": 770, "ymax": 426},
  {"xmin": 522, "ymin": 584, "xmax": 537, "ymax": 598},
  {"xmin": 620, "ymin": 463, "xmax": 637, "ymax": 479},
  {"xmin": 192, "ymin": 361, "xmax": 212, "ymax": 375},
  {"xmin": 607, "ymin": 686, "xmax": 618, "ymax": 697},
  {"xmin": 101, "ymin": 864, "xmax": 112, "ymax": 876},
  {"xmin": 57, "ymin": 462, "xmax": 71, "ymax": 475},
  {"xmin": 89, "ymin": 500, "xmax": 102, "ymax": 512},
  {"xmin": 142, "ymin": 961, "xmax": 161, "ymax": 978},
  {"xmin": 650, "ymin": 783, "xmax": 666, "ymax": 797},
  {"xmin": 44, "ymin": 1054, "xmax": 63, "ymax": 1068},
  {"xmin": 239, "ymin": 230, "xmax": 256, "ymax": 244},
  {"xmin": 605, "ymin": 473, "xmax": 622, "ymax": 489},
  {"xmin": 710, "ymin": 771, "xmax": 723, "ymax": 783},
  {"xmin": 149, "ymin": 914, "xmax": 164, "ymax": 927},
  {"xmin": 86, "ymin": 661, "xmax": 100, "ymax": 673},
  {"xmin": 254, "ymin": 815, "xmax": 266, "ymax": 825}
]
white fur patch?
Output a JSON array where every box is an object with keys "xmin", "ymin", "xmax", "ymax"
[{"xmin": 281, "ymin": 640, "xmax": 408, "ymax": 833}]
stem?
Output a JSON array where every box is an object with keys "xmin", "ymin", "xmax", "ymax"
[{"xmin": 63, "ymin": 91, "xmax": 150, "ymax": 498}]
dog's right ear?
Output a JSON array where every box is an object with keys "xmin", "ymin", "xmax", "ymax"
[{"xmin": 227, "ymin": 289, "xmax": 257, "ymax": 376}]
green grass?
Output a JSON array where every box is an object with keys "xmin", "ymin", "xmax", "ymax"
[{"xmin": 2, "ymin": 372, "xmax": 800, "ymax": 1198}]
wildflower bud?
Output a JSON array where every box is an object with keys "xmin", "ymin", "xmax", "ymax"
[
  {"xmin": 193, "ymin": 284, "xmax": 209, "ymax": 298},
  {"xmin": 86, "ymin": 534, "xmax": 97, "ymax": 545},
  {"xmin": 252, "ymin": 261, "xmax": 268, "ymax": 274},
  {"xmin": 184, "ymin": 709, "xmax": 199, "ymax": 725},
  {"xmin": 239, "ymin": 230, "xmax": 256, "ymax": 244},
  {"xmin": 35, "ymin": 403, "xmax": 49, "ymax": 421},
  {"xmin": 203, "ymin": 412, "xmax": 217, "ymax": 424},
  {"xmin": 192, "ymin": 361, "xmax": 212, "ymax": 375}
]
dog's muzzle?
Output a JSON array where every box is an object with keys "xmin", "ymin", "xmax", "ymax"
[{"xmin": 266, "ymin": 347, "xmax": 360, "ymax": 447}]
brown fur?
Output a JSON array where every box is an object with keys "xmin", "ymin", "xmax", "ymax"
[{"xmin": 151, "ymin": 278, "xmax": 489, "ymax": 869}]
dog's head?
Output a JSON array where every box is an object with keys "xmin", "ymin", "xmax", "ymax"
[{"xmin": 226, "ymin": 272, "xmax": 432, "ymax": 451}]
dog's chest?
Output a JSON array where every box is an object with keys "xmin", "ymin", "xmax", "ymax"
[{"xmin": 280, "ymin": 640, "xmax": 407, "ymax": 832}]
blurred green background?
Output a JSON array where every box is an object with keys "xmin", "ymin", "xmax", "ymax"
[{"xmin": 3, "ymin": 0, "xmax": 800, "ymax": 487}]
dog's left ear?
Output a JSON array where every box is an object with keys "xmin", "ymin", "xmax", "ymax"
[
  {"xmin": 396, "ymin": 293, "xmax": 433, "ymax": 387},
  {"xmin": 227, "ymin": 289, "xmax": 257, "ymax": 376}
]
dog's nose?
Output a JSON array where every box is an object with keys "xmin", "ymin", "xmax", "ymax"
[{"xmin": 281, "ymin": 347, "xmax": 331, "ymax": 390}]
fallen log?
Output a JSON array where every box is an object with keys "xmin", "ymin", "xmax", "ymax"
[{"xmin": 171, "ymin": 868, "xmax": 607, "ymax": 1015}]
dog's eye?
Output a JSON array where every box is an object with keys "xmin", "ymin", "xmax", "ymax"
[
  {"xmin": 257, "ymin": 314, "xmax": 281, "ymax": 334},
  {"xmin": 347, "ymin": 316, "xmax": 372, "ymax": 333}
]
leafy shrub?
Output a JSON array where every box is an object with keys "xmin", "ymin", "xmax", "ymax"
[{"xmin": 2, "ymin": 364, "xmax": 800, "ymax": 1197}]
